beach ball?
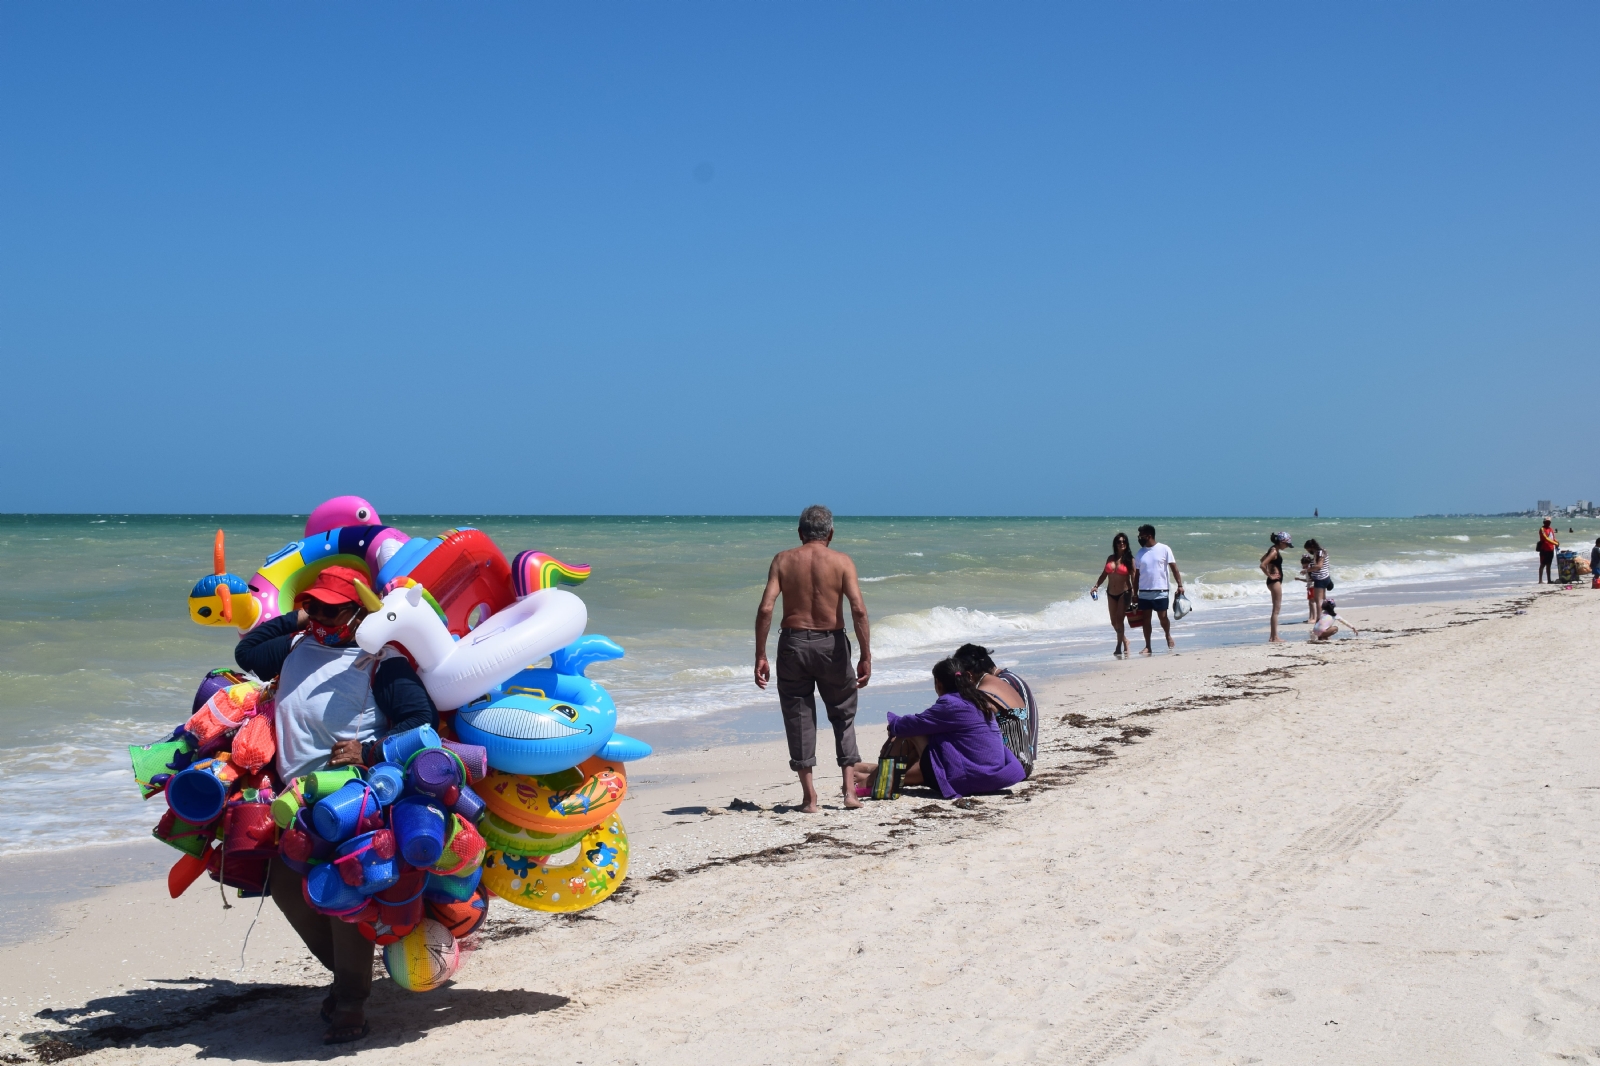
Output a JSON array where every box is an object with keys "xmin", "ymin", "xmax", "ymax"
[{"xmin": 382, "ymin": 919, "xmax": 461, "ymax": 992}]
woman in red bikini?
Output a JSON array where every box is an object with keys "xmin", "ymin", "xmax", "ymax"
[{"xmin": 1090, "ymin": 532, "xmax": 1137, "ymax": 658}]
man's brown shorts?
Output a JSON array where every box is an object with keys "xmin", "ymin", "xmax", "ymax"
[{"xmin": 776, "ymin": 628, "xmax": 860, "ymax": 771}]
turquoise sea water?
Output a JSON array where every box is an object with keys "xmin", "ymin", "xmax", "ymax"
[{"xmin": 0, "ymin": 513, "xmax": 1582, "ymax": 855}]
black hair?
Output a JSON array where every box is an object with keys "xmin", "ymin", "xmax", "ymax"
[
  {"xmin": 932, "ymin": 656, "xmax": 1007, "ymax": 722},
  {"xmin": 1137, "ymin": 524, "xmax": 1156, "ymax": 540},
  {"xmin": 1304, "ymin": 538, "xmax": 1322, "ymax": 554},
  {"xmin": 952, "ymin": 643, "xmax": 996, "ymax": 677},
  {"xmin": 1108, "ymin": 532, "xmax": 1134, "ymax": 570},
  {"xmin": 1323, "ymin": 600, "xmax": 1337, "ymax": 615}
]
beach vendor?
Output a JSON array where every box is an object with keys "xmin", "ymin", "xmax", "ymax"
[
  {"xmin": 233, "ymin": 565, "xmax": 439, "ymax": 1045},
  {"xmin": 849, "ymin": 658, "xmax": 1024, "ymax": 800}
]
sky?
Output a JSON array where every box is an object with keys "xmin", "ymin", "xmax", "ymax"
[{"xmin": 1, "ymin": 3, "xmax": 1596, "ymax": 517}]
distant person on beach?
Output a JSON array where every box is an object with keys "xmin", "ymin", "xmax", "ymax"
[
  {"xmin": 1309, "ymin": 600, "xmax": 1358, "ymax": 642},
  {"xmin": 1298, "ymin": 552, "xmax": 1316, "ymax": 623},
  {"xmin": 754, "ymin": 505, "xmax": 872, "ymax": 813},
  {"xmin": 1591, "ymin": 538, "xmax": 1599, "ymax": 586},
  {"xmin": 1537, "ymin": 519, "xmax": 1559, "ymax": 583},
  {"xmin": 1132, "ymin": 525, "xmax": 1184, "ymax": 654},
  {"xmin": 233, "ymin": 565, "xmax": 439, "ymax": 1046},
  {"xmin": 1304, "ymin": 538, "xmax": 1333, "ymax": 623},
  {"xmin": 847, "ymin": 657, "xmax": 1024, "ymax": 800},
  {"xmin": 952, "ymin": 643, "xmax": 1037, "ymax": 776},
  {"xmin": 1090, "ymin": 532, "xmax": 1137, "ymax": 657},
  {"xmin": 1259, "ymin": 532, "xmax": 1294, "ymax": 642}
]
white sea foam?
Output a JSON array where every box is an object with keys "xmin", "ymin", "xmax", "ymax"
[{"xmin": 860, "ymin": 574, "xmax": 912, "ymax": 583}]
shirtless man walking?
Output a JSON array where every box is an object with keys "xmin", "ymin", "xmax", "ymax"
[{"xmin": 755, "ymin": 505, "xmax": 872, "ymax": 812}]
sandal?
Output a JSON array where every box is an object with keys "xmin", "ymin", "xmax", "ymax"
[
  {"xmin": 323, "ymin": 1020, "xmax": 370, "ymax": 1046},
  {"xmin": 319, "ymin": 994, "xmax": 337, "ymax": 1024}
]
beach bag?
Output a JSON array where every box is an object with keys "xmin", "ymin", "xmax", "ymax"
[
  {"xmin": 1124, "ymin": 601, "xmax": 1149, "ymax": 627},
  {"xmin": 871, "ymin": 737, "xmax": 917, "ymax": 800},
  {"xmin": 998, "ymin": 668, "xmax": 1039, "ymax": 766},
  {"xmin": 1171, "ymin": 591, "xmax": 1193, "ymax": 621}
]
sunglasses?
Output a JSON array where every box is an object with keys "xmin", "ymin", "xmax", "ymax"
[{"xmin": 303, "ymin": 599, "xmax": 357, "ymax": 621}]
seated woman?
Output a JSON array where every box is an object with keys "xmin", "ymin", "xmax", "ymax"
[
  {"xmin": 851, "ymin": 657, "xmax": 1025, "ymax": 800},
  {"xmin": 234, "ymin": 565, "xmax": 439, "ymax": 1046},
  {"xmin": 952, "ymin": 642, "xmax": 1036, "ymax": 777}
]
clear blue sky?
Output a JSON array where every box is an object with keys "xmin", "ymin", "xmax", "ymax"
[{"xmin": 2, "ymin": 3, "xmax": 1595, "ymax": 516}]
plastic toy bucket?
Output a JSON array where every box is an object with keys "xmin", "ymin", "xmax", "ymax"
[
  {"xmin": 166, "ymin": 767, "xmax": 229, "ymax": 824},
  {"xmin": 367, "ymin": 762, "xmax": 407, "ymax": 805},
  {"xmin": 451, "ymin": 784, "xmax": 486, "ymax": 824},
  {"xmin": 312, "ymin": 781, "xmax": 381, "ymax": 844},
  {"xmin": 382, "ymin": 724, "xmax": 440, "ymax": 767},
  {"xmin": 302, "ymin": 766, "xmax": 363, "ymax": 803},
  {"xmin": 153, "ymin": 808, "xmax": 214, "ymax": 859},
  {"xmin": 332, "ymin": 829, "xmax": 400, "ymax": 895},
  {"xmin": 373, "ymin": 866, "xmax": 428, "ymax": 930},
  {"xmin": 423, "ymin": 865, "xmax": 483, "ymax": 904},
  {"xmin": 223, "ymin": 802, "xmax": 278, "ymax": 860},
  {"xmin": 441, "ymin": 740, "xmax": 489, "ymax": 782},
  {"xmin": 305, "ymin": 861, "xmax": 369, "ymax": 914},
  {"xmin": 391, "ymin": 796, "xmax": 448, "ymax": 867},
  {"xmin": 278, "ymin": 809, "xmax": 335, "ymax": 875},
  {"xmin": 433, "ymin": 814, "xmax": 487, "ymax": 876},
  {"xmin": 406, "ymin": 748, "xmax": 462, "ymax": 799},
  {"xmin": 206, "ymin": 846, "xmax": 269, "ymax": 897}
]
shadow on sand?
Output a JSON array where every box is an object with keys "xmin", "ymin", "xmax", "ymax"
[{"xmin": 24, "ymin": 976, "xmax": 567, "ymax": 1060}]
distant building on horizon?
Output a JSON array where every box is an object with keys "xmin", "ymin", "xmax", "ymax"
[{"xmin": 1538, "ymin": 500, "xmax": 1552, "ymax": 513}]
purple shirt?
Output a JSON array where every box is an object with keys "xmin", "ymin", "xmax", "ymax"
[{"xmin": 887, "ymin": 693, "xmax": 1026, "ymax": 800}]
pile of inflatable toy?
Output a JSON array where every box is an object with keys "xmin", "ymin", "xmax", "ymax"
[{"xmin": 127, "ymin": 496, "xmax": 650, "ymax": 993}]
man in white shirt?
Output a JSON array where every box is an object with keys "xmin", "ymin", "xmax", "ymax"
[{"xmin": 1133, "ymin": 524, "xmax": 1184, "ymax": 655}]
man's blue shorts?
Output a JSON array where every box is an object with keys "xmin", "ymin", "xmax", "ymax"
[{"xmin": 1138, "ymin": 594, "xmax": 1169, "ymax": 614}]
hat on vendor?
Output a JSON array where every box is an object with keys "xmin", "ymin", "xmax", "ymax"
[{"xmin": 298, "ymin": 566, "xmax": 368, "ymax": 608}]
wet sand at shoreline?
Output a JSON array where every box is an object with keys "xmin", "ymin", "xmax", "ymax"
[{"xmin": 3, "ymin": 586, "xmax": 1597, "ymax": 1064}]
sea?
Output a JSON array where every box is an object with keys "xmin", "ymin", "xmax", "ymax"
[{"xmin": 0, "ymin": 513, "xmax": 1580, "ymax": 856}]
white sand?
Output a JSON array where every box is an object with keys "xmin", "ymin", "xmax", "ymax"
[{"xmin": 4, "ymin": 586, "xmax": 1598, "ymax": 1064}]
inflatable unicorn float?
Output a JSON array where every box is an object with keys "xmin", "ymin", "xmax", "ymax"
[{"xmin": 128, "ymin": 496, "xmax": 650, "ymax": 992}]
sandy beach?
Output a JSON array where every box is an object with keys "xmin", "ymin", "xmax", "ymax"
[{"xmin": 3, "ymin": 583, "xmax": 1596, "ymax": 1064}]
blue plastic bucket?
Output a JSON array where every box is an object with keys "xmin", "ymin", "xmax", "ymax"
[
  {"xmin": 166, "ymin": 766, "xmax": 228, "ymax": 825},
  {"xmin": 391, "ymin": 796, "xmax": 448, "ymax": 867},
  {"xmin": 451, "ymin": 784, "xmax": 486, "ymax": 823},
  {"xmin": 305, "ymin": 859, "xmax": 368, "ymax": 913},
  {"xmin": 312, "ymin": 781, "xmax": 379, "ymax": 844},
  {"xmin": 367, "ymin": 762, "xmax": 407, "ymax": 806},
  {"xmin": 423, "ymin": 864, "xmax": 483, "ymax": 904},
  {"xmin": 381, "ymin": 724, "xmax": 440, "ymax": 767},
  {"xmin": 333, "ymin": 829, "xmax": 400, "ymax": 895}
]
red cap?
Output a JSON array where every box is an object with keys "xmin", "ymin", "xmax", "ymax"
[{"xmin": 298, "ymin": 565, "xmax": 368, "ymax": 607}]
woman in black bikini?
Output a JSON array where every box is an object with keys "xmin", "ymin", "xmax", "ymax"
[
  {"xmin": 1259, "ymin": 532, "xmax": 1293, "ymax": 643},
  {"xmin": 1091, "ymin": 532, "xmax": 1137, "ymax": 658}
]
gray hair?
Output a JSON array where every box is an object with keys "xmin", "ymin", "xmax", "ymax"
[{"xmin": 798, "ymin": 504, "xmax": 834, "ymax": 543}]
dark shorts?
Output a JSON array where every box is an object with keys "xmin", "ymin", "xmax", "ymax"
[
  {"xmin": 1313, "ymin": 578, "xmax": 1334, "ymax": 591},
  {"xmin": 1539, "ymin": 550, "xmax": 1555, "ymax": 563},
  {"xmin": 1137, "ymin": 594, "xmax": 1169, "ymax": 614},
  {"xmin": 776, "ymin": 629, "xmax": 860, "ymax": 771}
]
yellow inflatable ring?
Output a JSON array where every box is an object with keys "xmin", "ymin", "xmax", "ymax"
[
  {"xmin": 479, "ymin": 755, "xmax": 627, "ymax": 834},
  {"xmin": 481, "ymin": 816, "xmax": 628, "ymax": 913},
  {"xmin": 478, "ymin": 813, "xmax": 586, "ymax": 857}
]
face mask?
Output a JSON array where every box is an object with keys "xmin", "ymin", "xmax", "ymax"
[{"xmin": 303, "ymin": 605, "xmax": 361, "ymax": 647}]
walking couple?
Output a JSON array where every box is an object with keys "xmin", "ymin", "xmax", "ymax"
[{"xmin": 1091, "ymin": 524, "xmax": 1185, "ymax": 657}]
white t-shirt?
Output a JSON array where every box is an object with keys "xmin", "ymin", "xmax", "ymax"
[
  {"xmin": 1136, "ymin": 543, "xmax": 1176, "ymax": 595},
  {"xmin": 1313, "ymin": 614, "xmax": 1338, "ymax": 637}
]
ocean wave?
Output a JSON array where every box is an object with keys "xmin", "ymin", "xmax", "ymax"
[{"xmin": 860, "ymin": 574, "xmax": 912, "ymax": 583}]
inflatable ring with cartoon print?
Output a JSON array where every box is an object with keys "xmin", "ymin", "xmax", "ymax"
[
  {"xmin": 478, "ymin": 755, "xmax": 626, "ymax": 834},
  {"xmin": 481, "ymin": 816, "xmax": 628, "ymax": 913}
]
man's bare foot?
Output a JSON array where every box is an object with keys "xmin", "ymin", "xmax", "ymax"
[
  {"xmin": 842, "ymin": 786, "xmax": 862, "ymax": 810},
  {"xmin": 1140, "ymin": 647, "xmax": 1152, "ymax": 656},
  {"xmin": 1166, "ymin": 638, "xmax": 1175, "ymax": 650},
  {"xmin": 798, "ymin": 798, "xmax": 820, "ymax": 813},
  {"xmin": 1269, "ymin": 637, "xmax": 1285, "ymax": 643}
]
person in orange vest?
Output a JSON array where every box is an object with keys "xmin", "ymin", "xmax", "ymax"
[{"xmin": 1537, "ymin": 518, "xmax": 1560, "ymax": 583}]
